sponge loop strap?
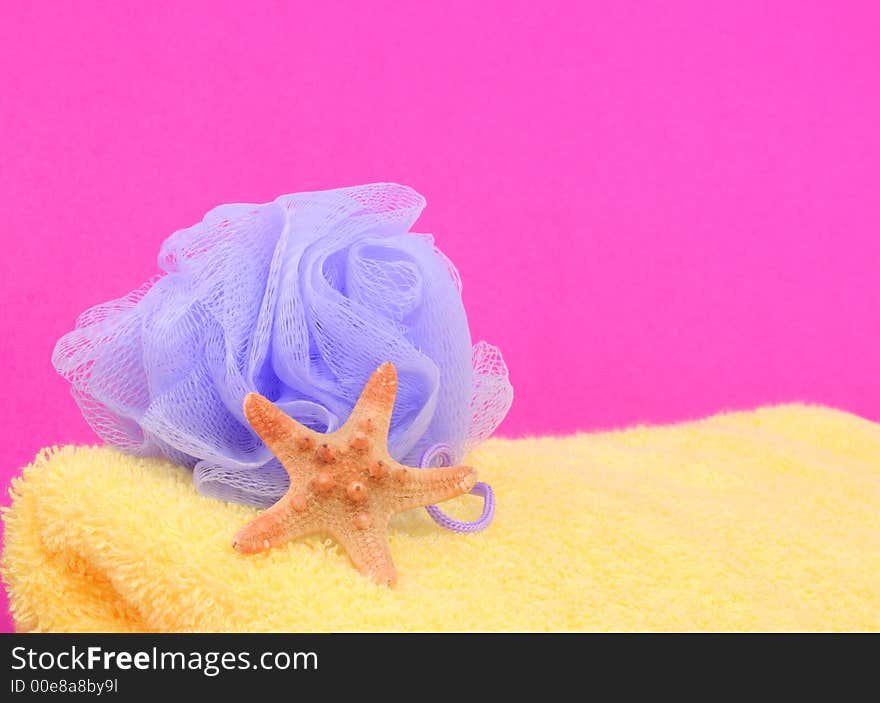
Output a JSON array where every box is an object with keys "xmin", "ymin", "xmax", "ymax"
[{"xmin": 419, "ymin": 443, "xmax": 495, "ymax": 533}]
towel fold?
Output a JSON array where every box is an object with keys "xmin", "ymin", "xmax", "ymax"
[{"xmin": 3, "ymin": 403, "xmax": 879, "ymax": 632}]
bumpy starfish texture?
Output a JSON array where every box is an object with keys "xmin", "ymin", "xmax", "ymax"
[{"xmin": 233, "ymin": 362, "xmax": 477, "ymax": 586}]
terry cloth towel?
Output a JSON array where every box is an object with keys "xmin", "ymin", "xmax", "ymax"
[{"xmin": 3, "ymin": 404, "xmax": 879, "ymax": 632}]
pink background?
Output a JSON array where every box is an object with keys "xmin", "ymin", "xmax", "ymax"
[{"xmin": 1, "ymin": 2, "xmax": 878, "ymax": 631}]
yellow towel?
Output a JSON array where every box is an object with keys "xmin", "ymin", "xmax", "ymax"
[{"xmin": 3, "ymin": 403, "xmax": 879, "ymax": 632}]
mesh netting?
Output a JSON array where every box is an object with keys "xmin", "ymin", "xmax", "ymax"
[{"xmin": 53, "ymin": 184, "xmax": 513, "ymax": 507}]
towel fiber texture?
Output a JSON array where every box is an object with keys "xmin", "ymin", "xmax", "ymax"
[{"xmin": 3, "ymin": 404, "xmax": 879, "ymax": 632}]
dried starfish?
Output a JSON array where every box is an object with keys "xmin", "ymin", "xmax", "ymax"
[{"xmin": 233, "ymin": 362, "xmax": 477, "ymax": 586}]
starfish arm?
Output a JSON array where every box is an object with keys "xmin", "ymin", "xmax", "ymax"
[
  {"xmin": 243, "ymin": 392, "xmax": 317, "ymax": 464},
  {"xmin": 343, "ymin": 362, "xmax": 398, "ymax": 440},
  {"xmin": 232, "ymin": 495, "xmax": 317, "ymax": 554},
  {"xmin": 331, "ymin": 517, "xmax": 398, "ymax": 587},
  {"xmin": 388, "ymin": 464, "xmax": 477, "ymax": 513}
]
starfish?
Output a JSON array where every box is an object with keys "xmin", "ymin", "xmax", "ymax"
[{"xmin": 232, "ymin": 362, "xmax": 477, "ymax": 586}]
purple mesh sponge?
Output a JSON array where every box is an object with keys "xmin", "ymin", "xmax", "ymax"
[{"xmin": 53, "ymin": 184, "xmax": 513, "ymax": 507}]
